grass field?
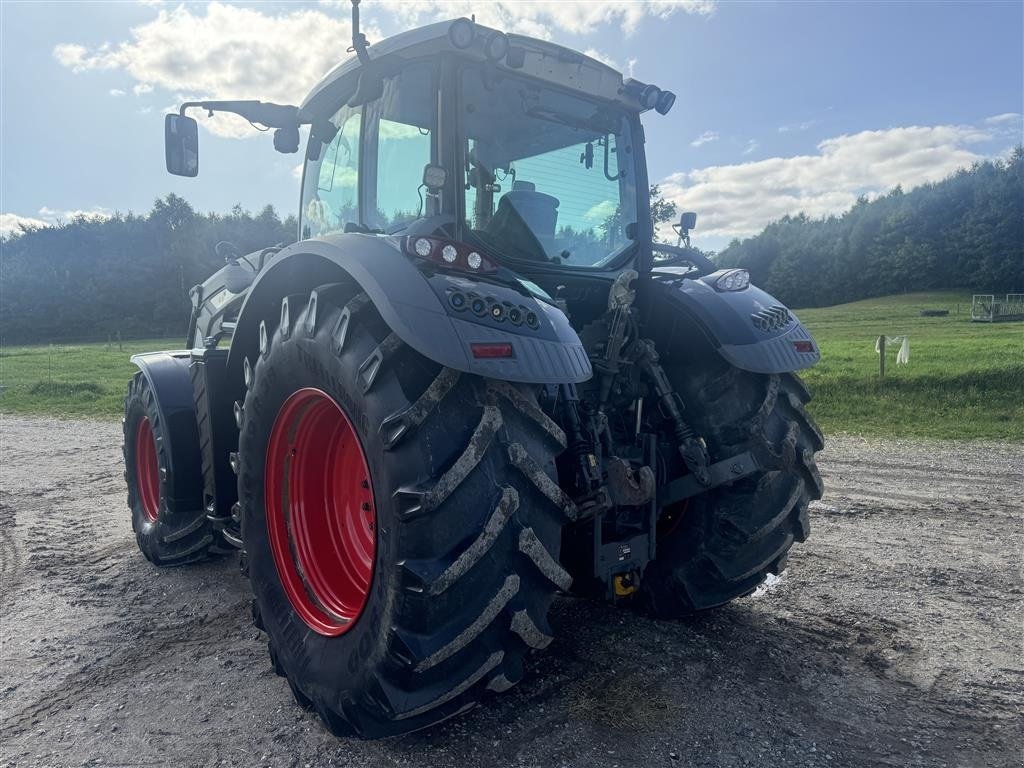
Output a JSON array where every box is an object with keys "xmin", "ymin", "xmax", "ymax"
[
  {"xmin": 796, "ymin": 292, "xmax": 1022, "ymax": 440},
  {"xmin": 0, "ymin": 338, "xmax": 181, "ymax": 420},
  {"xmin": 1, "ymin": 292, "xmax": 1021, "ymax": 439}
]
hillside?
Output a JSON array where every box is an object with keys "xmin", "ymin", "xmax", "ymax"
[{"xmin": 716, "ymin": 148, "xmax": 1024, "ymax": 308}]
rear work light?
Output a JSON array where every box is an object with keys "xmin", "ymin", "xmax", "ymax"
[
  {"xmin": 404, "ymin": 236, "xmax": 498, "ymax": 274},
  {"xmin": 470, "ymin": 342, "xmax": 514, "ymax": 359}
]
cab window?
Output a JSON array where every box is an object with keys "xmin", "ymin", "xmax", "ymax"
[
  {"xmin": 302, "ymin": 107, "xmax": 361, "ymax": 237},
  {"xmin": 364, "ymin": 64, "xmax": 436, "ymax": 233}
]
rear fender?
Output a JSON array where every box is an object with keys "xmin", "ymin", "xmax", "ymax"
[
  {"xmin": 649, "ymin": 268, "xmax": 820, "ymax": 373},
  {"xmin": 225, "ymin": 234, "xmax": 592, "ymax": 392},
  {"xmin": 129, "ymin": 352, "xmax": 203, "ymax": 487}
]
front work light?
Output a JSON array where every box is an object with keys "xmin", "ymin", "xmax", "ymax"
[
  {"xmin": 484, "ymin": 31, "xmax": 509, "ymax": 61},
  {"xmin": 640, "ymin": 84, "xmax": 661, "ymax": 110},
  {"xmin": 715, "ymin": 269, "xmax": 750, "ymax": 292},
  {"xmin": 448, "ymin": 18, "xmax": 476, "ymax": 49},
  {"xmin": 655, "ymin": 90, "xmax": 676, "ymax": 115}
]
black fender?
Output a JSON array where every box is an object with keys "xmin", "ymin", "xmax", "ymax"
[
  {"xmin": 225, "ymin": 233, "xmax": 592, "ymax": 389},
  {"xmin": 649, "ymin": 267, "xmax": 820, "ymax": 373},
  {"xmin": 129, "ymin": 352, "xmax": 204, "ymax": 492}
]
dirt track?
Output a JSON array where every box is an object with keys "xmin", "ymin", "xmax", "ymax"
[{"xmin": 0, "ymin": 415, "xmax": 1021, "ymax": 768}]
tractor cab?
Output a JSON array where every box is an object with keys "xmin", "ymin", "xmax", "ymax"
[
  {"xmin": 297, "ymin": 19, "xmax": 655, "ymax": 277},
  {"xmin": 165, "ymin": 15, "xmax": 695, "ymax": 308}
]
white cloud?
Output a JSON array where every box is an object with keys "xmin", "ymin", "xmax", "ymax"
[
  {"xmin": 109, "ymin": 88, "xmax": 125, "ymax": 97},
  {"xmin": 984, "ymin": 112, "xmax": 1021, "ymax": 125},
  {"xmin": 1, "ymin": 206, "xmax": 115, "ymax": 237},
  {"xmin": 660, "ymin": 123, "xmax": 993, "ymax": 241},
  {"xmin": 292, "ymin": 163, "xmax": 305, "ymax": 180},
  {"xmin": 778, "ymin": 119, "xmax": 816, "ymax": 133},
  {"xmin": 133, "ymin": 83, "xmax": 153, "ymax": 95},
  {"xmin": 38, "ymin": 206, "xmax": 113, "ymax": 223},
  {"xmin": 691, "ymin": 130, "xmax": 719, "ymax": 147},
  {"xmin": 741, "ymin": 139, "xmax": 759, "ymax": 156},
  {"xmin": 53, "ymin": 3, "xmax": 380, "ymax": 138},
  {"xmin": 0, "ymin": 213, "xmax": 50, "ymax": 237}
]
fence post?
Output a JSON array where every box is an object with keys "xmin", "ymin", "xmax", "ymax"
[{"xmin": 878, "ymin": 335, "xmax": 886, "ymax": 379}]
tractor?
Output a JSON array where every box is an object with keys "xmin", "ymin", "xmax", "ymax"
[{"xmin": 124, "ymin": 1, "xmax": 823, "ymax": 738}]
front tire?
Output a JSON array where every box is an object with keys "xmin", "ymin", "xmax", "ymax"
[
  {"xmin": 641, "ymin": 361, "xmax": 824, "ymax": 617},
  {"xmin": 237, "ymin": 286, "xmax": 572, "ymax": 737}
]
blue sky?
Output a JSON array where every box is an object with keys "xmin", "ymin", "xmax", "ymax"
[{"xmin": 2, "ymin": 1, "xmax": 1021, "ymax": 251}]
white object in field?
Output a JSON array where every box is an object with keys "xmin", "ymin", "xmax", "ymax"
[{"xmin": 874, "ymin": 335, "xmax": 910, "ymax": 365}]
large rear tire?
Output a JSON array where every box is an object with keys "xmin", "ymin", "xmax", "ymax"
[
  {"xmin": 641, "ymin": 360, "xmax": 824, "ymax": 617},
  {"xmin": 122, "ymin": 373, "xmax": 216, "ymax": 565},
  {"xmin": 237, "ymin": 285, "xmax": 571, "ymax": 737}
]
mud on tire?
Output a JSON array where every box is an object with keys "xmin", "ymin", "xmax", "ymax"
[
  {"xmin": 641, "ymin": 359, "xmax": 824, "ymax": 617},
  {"xmin": 123, "ymin": 373, "xmax": 216, "ymax": 566},
  {"xmin": 237, "ymin": 285, "xmax": 572, "ymax": 737}
]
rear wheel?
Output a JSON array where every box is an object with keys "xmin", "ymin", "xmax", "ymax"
[
  {"xmin": 641, "ymin": 359, "xmax": 824, "ymax": 617},
  {"xmin": 237, "ymin": 285, "xmax": 571, "ymax": 737},
  {"xmin": 123, "ymin": 373, "xmax": 216, "ymax": 565}
]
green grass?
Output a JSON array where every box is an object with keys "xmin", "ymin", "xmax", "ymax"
[
  {"xmin": 0, "ymin": 338, "xmax": 181, "ymax": 419},
  {"xmin": 796, "ymin": 292, "xmax": 1023, "ymax": 440},
  {"xmin": 1, "ymin": 292, "xmax": 1021, "ymax": 439}
]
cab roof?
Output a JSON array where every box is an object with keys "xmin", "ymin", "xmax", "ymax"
[{"xmin": 300, "ymin": 19, "xmax": 649, "ymax": 118}]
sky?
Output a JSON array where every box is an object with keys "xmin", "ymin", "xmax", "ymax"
[{"xmin": 1, "ymin": 0, "xmax": 1022, "ymax": 252}]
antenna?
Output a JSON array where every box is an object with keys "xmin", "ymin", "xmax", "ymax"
[{"xmin": 350, "ymin": 0, "xmax": 371, "ymax": 63}]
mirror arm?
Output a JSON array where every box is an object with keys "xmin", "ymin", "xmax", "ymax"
[
  {"xmin": 179, "ymin": 100, "xmax": 303, "ymax": 130},
  {"xmin": 349, "ymin": 0, "xmax": 372, "ymax": 64}
]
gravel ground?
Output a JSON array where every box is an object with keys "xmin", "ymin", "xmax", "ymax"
[{"xmin": 0, "ymin": 415, "xmax": 1021, "ymax": 768}]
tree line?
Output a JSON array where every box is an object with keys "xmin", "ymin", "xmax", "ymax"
[
  {"xmin": 715, "ymin": 147, "xmax": 1024, "ymax": 307},
  {"xmin": 1, "ymin": 195, "xmax": 296, "ymax": 344}
]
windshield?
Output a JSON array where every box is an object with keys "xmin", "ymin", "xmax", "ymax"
[{"xmin": 460, "ymin": 65, "xmax": 637, "ymax": 269}]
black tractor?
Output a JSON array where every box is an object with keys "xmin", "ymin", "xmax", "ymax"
[{"xmin": 124, "ymin": 2, "xmax": 823, "ymax": 738}]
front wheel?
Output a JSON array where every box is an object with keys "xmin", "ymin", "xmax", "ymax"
[
  {"xmin": 641, "ymin": 362, "xmax": 824, "ymax": 617},
  {"xmin": 237, "ymin": 286, "xmax": 572, "ymax": 737}
]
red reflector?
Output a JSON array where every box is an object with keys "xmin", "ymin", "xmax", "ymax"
[
  {"xmin": 471, "ymin": 343, "xmax": 514, "ymax": 359},
  {"xmin": 793, "ymin": 340, "xmax": 815, "ymax": 353}
]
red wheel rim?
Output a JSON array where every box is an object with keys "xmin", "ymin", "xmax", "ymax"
[
  {"xmin": 135, "ymin": 417, "xmax": 161, "ymax": 523},
  {"xmin": 265, "ymin": 388, "xmax": 376, "ymax": 636}
]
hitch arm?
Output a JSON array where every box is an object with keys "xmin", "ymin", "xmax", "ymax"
[{"xmin": 657, "ymin": 451, "xmax": 760, "ymax": 507}]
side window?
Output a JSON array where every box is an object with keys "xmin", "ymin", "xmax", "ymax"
[
  {"xmin": 373, "ymin": 120, "xmax": 431, "ymax": 231},
  {"xmin": 303, "ymin": 108, "xmax": 361, "ymax": 237},
  {"xmin": 365, "ymin": 65, "xmax": 435, "ymax": 233}
]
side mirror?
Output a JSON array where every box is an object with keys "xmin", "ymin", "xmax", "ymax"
[
  {"xmin": 680, "ymin": 211, "xmax": 697, "ymax": 231},
  {"xmin": 165, "ymin": 114, "xmax": 199, "ymax": 177}
]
